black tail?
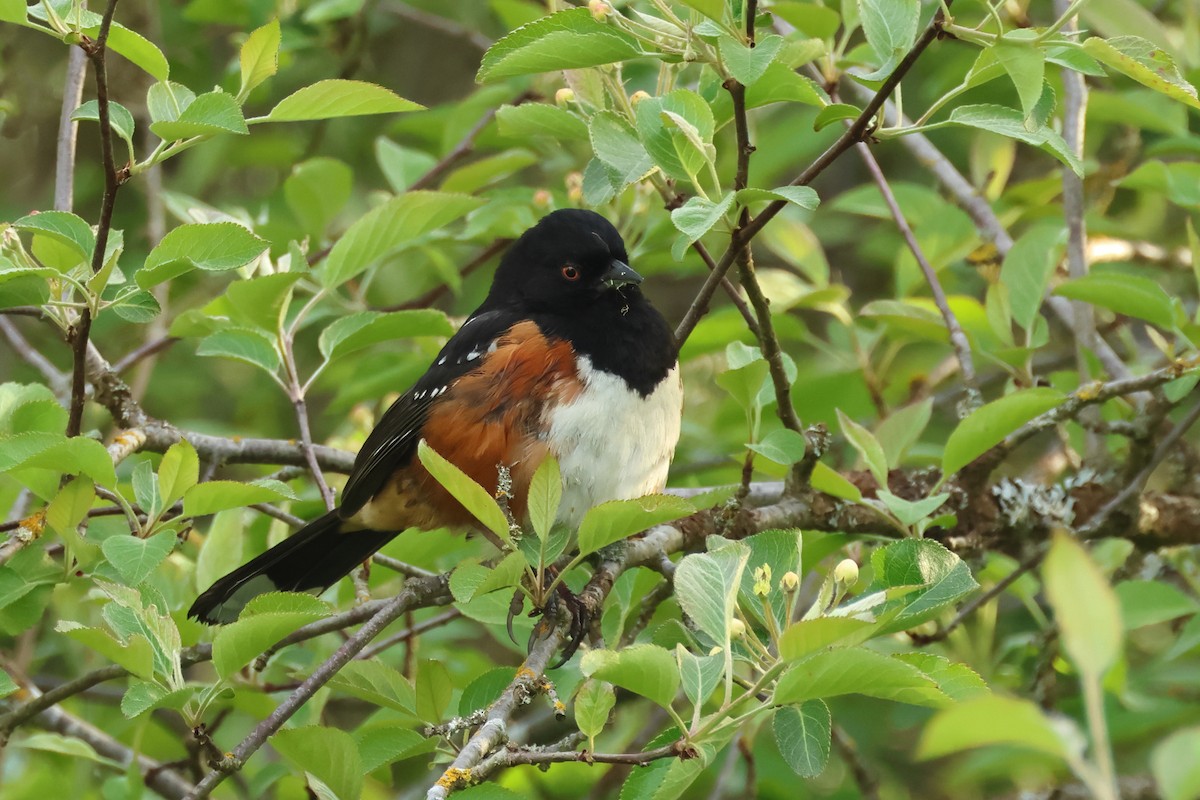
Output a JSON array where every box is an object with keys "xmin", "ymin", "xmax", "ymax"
[{"xmin": 188, "ymin": 510, "xmax": 395, "ymax": 624}]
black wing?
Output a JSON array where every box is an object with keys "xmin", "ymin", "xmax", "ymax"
[{"xmin": 338, "ymin": 309, "xmax": 521, "ymax": 518}]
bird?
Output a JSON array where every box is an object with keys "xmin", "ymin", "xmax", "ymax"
[{"xmin": 188, "ymin": 208, "xmax": 682, "ymax": 660}]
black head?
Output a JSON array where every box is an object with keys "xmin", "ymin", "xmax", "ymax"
[{"xmin": 486, "ymin": 209, "xmax": 642, "ymax": 312}]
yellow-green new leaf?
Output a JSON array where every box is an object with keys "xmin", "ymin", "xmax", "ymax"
[
  {"xmin": 417, "ymin": 440, "xmax": 510, "ymax": 543},
  {"xmin": 1043, "ymin": 532, "xmax": 1123, "ymax": 677},
  {"xmin": 239, "ymin": 19, "xmax": 280, "ymax": 99}
]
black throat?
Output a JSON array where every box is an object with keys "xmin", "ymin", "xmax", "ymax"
[{"xmin": 531, "ymin": 289, "xmax": 677, "ymax": 397}]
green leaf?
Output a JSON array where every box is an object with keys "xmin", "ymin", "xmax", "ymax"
[
  {"xmin": 1053, "ymin": 271, "xmax": 1175, "ymax": 329},
  {"xmin": 0, "ymin": 0, "xmax": 26, "ymax": 23},
  {"xmin": 0, "ymin": 668, "xmax": 18, "ymax": 699},
  {"xmin": 869, "ymin": 539, "xmax": 978, "ymax": 634},
  {"xmin": 146, "ymin": 81, "xmax": 195, "ymax": 125},
  {"xmin": 57, "ymin": 622, "xmax": 156, "ymax": 680},
  {"xmin": 993, "ymin": 41, "xmax": 1046, "ymax": 123},
  {"xmin": 836, "ymin": 409, "xmax": 888, "ymax": 487},
  {"xmin": 150, "ymin": 90, "xmax": 248, "ymax": 141},
  {"xmin": 182, "ymin": 479, "xmax": 297, "ymax": 516},
  {"xmin": 375, "ymin": 138, "xmax": 437, "ymax": 192},
  {"xmin": 71, "ymin": 100, "xmax": 136, "ymax": 160},
  {"xmin": 102, "ymin": 24, "xmax": 170, "ymax": 81},
  {"xmin": 1115, "ymin": 580, "xmax": 1199, "ymax": 629},
  {"xmin": 917, "ymin": 694, "xmax": 1066, "ymax": 760},
  {"xmin": 12, "ymin": 211, "xmax": 95, "ymax": 268},
  {"xmin": 285, "ymin": 157, "xmax": 353, "ymax": 238},
  {"xmin": 776, "ymin": 648, "xmax": 951, "ymax": 707},
  {"xmin": 719, "ymin": 34, "xmax": 785, "ymax": 87},
  {"xmin": 581, "ymin": 644, "xmax": 680, "ymax": 710},
  {"xmin": 272, "ymin": 726, "xmax": 363, "ymax": 800},
  {"xmin": 774, "ymin": 701, "xmax": 831, "ymax": 778},
  {"xmin": 895, "ymin": 652, "xmax": 989, "ymax": 701},
  {"xmin": 876, "ymin": 490, "xmax": 949, "ymax": 527},
  {"xmin": 102, "ymin": 531, "xmax": 176, "ymax": 586},
  {"xmin": 857, "ymin": 0, "xmax": 919, "ymax": 78},
  {"xmin": 736, "ymin": 185, "xmax": 820, "ymax": 210},
  {"xmin": 194, "ymin": 510, "xmax": 244, "ymax": 592},
  {"xmin": 46, "ymin": 477, "xmax": 96, "ymax": 555},
  {"xmin": 677, "ymin": 0, "xmax": 725, "ymax": 22},
  {"xmin": 320, "ymin": 191, "xmax": 483, "ymax": 289},
  {"xmin": 675, "ymin": 644, "xmax": 724, "ymax": 709},
  {"xmin": 239, "ymin": 19, "xmax": 280, "ymax": 98},
  {"xmin": 458, "ymin": 667, "xmax": 515, "ymax": 716},
  {"xmin": 266, "ymin": 79, "xmax": 423, "ymax": 122},
  {"xmin": 110, "ymin": 290, "xmax": 162, "ymax": 323},
  {"xmin": 12, "ymin": 732, "xmax": 121, "ymax": 768},
  {"xmin": 477, "ymin": 8, "xmax": 644, "ymax": 82},
  {"xmin": 875, "ymin": 399, "xmax": 932, "ymax": 466},
  {"xmin": 998, "ymin": 222, "xmax": 1065, "ymax": 331},
  {"xmin": 1153, "ymin": 727, "xmax": 1200, "ymax": 800},
  {"xmin": 0, "ymin": 432, "xmax": 116, "ymax": 487},
  {"xmin": 196, "ymin": 328, "xmax": 280, "ymax": 374},
  {"xmin": 495, "ymin": 103, "xmax": 589, "ymax": 141},
  {"xmin": 318, "ymin": 309, "xmax": 454, "ymax": 362},
  {"xmin": 225, "ymin": 273, "xmax": 303, "ymax": 331},
  {"xmin": 137, "ymin": 222, "xmax": 267, "ymax": 287},
  {"xmin": 946, "ymin": 104, "xmax": 1083, "ymax": 175},
  {"xmin": 779, "ymin": 617, "xmax": 875, "ymax": 661},
  {"xmin": 942, "ymin": 387, "xmax": 1065, "ymax": 476},
  {"xmin": 574, "ymin": 680, "xmax": 615, "ymax": 747},
  {"xmin": 415, "ymin": 658, "xmax": 453, "ymax": 722},
  {"xmin": 669, "ymin": 192, "xmax": 735, "ymax": 260},
  {"xmin": 809, "ymin": 461, "xmax": 862, "ymax": 502},
  {"xmin": 417, "ymin": 440, "xmax": 510, "ymax": 543},
  {"xmin": 527, "ymin": 455, "xmax": 561, "ymax": 542},
  {"xmin": 576, "ymin": 494, "xmax": 695, "ymax": 556},
  {"xmin": 590, "ymin": 111, "xmax": 654, "ymax": 188},
  {"xmin": 158, "ymin": 439, "xmax": 199, "ymax": 510},
  {"xmin": 634, "ymin": 90, "xmax": 715, "ymax": 184},
  {"xmin": 354, "ymin": 724, "xmax": 431, "ymax": 773},
  {"xmin": 1043, "ymin": 532, "xmax": 1122, "ymax": 677},
  {"xmin": 1082, "ymin": 36, "xmax": 1200, "ymax": 110},
  {"xmin": 772, "ymin": 2, "xmax": 841, "ymax": 38},
  {"xmin": 747, "ymin": 428, "xmax": 808, "ymax": 465},
  {"xmin": 674, "ymin": 543, "xmax": 750, "ymax": 645},
  {"xmin": 211, "ymin": 593, "xmax": 330, "ymax": 678},
  {"xmin": 131, "ymin": 459, "xmax": 161, "ymax": 519},
  {"xmin": 121, "ymin": 681, "xmax": 194, "ymax": 718},
  {"xmin": 327, "ymin": 660, "xmax": 416, "ymax": 714}
]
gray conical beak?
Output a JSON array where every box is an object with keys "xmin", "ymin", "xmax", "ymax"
[{"xmin": 602, "ymin": 259, "xmax": 643, "ymax": 288}]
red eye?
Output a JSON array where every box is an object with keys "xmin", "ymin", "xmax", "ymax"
[{"xmin": 561, "ymin": 265, "xmax": 580, "ymax": 281}]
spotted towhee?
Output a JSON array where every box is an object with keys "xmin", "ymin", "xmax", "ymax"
[{"xmin": 189, "ymin": 209, "xmax": 682, "ymax": 631}]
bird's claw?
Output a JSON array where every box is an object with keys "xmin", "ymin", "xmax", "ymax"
[{"xmin": 529, "ymin": 581, "xmax": 590, "ymax": 669}]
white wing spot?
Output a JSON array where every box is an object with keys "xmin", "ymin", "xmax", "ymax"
[{"xmin": 437, "ymin": 357, "xmax": 446, "ymax": 366}]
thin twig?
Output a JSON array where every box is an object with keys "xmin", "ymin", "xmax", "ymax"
[
  {"xmin": 1055, "ymin": 0, "xmax": 1102, "ymax": 452},
  {"xmin": 55, "ymin": 47, "xmax": 88, "ymax": 212},
  {"xmin": 381, "ymin": 237, "xmax": 511, "ymax": 311},
  {"xmin": 854, "ymin": 140, "xmax": 980, "ymax": 411},
  {"xmin": 0, "ymin": 318, "xmax": 67, "ymax": 392},
  {"xmin": 383, "ymin": 0, "xmax": 494, "ymax": 51},
  {"xmin": 355, "ymin": 608, "xmax": 462, "ymax": 661},
  {"xmin": 408, "ymin": 93, "xmax": 534, "ymax": 192},
  {"xmin": 67, "ymin": 0, "xmax": 125, "ymax": 438},
  {"xmin": 1078, "ymin": 397, "xmax": 1200, "ymax": 538},
  {"xmin": 187, "ymin": 582, "xmax": 435, "ymax": 799},
  {"xmin": 111, "ymin": 335, "xmax": 179, "ymax": 374}
]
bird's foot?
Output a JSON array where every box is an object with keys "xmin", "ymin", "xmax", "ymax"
[{"xmin": 506, "ymin": 568, "xmax": 591, "ymax": 668}]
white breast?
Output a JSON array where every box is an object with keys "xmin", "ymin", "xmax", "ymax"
[{"xmin": 545, "ymin": 357, "xmax": 682, "ymax": 526}]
